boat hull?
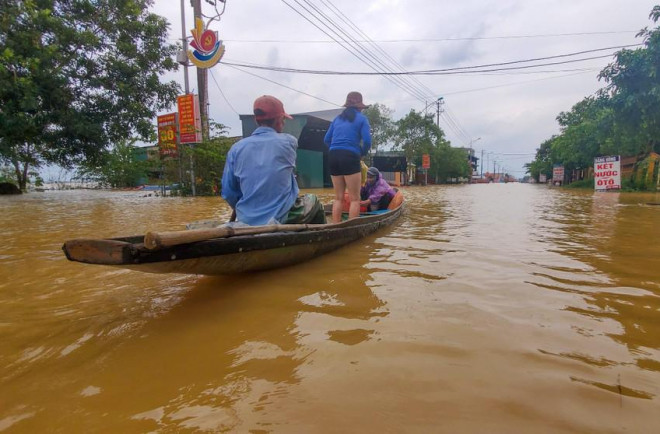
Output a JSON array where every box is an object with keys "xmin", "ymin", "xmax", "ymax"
[{"xmin": 63, "ymin": 202, "xmax": 404, "ymax": 275}]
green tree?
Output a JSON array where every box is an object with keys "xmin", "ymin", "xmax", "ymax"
[
  {"xmin": 78, "ymin": 138, "xmax": 153, "ymax": 188},
  {"xmin": 436, "ymin": 147, "xmax": 470, "ymax": 181},
  {"xmin": 526, "ymin": 137, "xmax": 557, "ymax": 181},
  {"xmin": 599, "ymin": 5, "xmax": 660, "ymax": 155},
  {"xmin": 393, "ymin": 110, "xmax": 467, "ymax": 183},
  {"xmin": 527, "ymin": 6, "xmax": 660, "ymax": 185},
  {"xmin": 363, "ymin": 103, "xmax": 394, "ymax": 155},
  {"xmin": 0, "ymin": 164, "xmax": 15, "ymax": 184},
  {"xmin": 393, "ymin": 110, "xmax": 443, "ymax": 165},
  {"xmin": 552, "ymin": 95, "xmax": 614, "ymax": 173},
  {"xmin": 185, "ymin": 121, "xmax": 235, "ymax": 196},
  {"xmin": 0, "ymin": 0, "xmax": 180, "ymax": 190}
]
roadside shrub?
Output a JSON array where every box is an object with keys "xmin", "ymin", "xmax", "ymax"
[{"xmin": 564, "ymin": 178, "xmax": 594, "ymax": 189}]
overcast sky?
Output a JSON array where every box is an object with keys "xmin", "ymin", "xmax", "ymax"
[{"xmin": 150, "ymin": 0, "xmax": 659, "ymax": 178}]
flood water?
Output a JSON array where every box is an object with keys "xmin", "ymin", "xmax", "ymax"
[{"xmin": 1, "ymin": 184, "xmax": 659, "ymax": 432}]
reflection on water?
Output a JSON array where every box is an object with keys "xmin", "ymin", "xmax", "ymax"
[{"xmin": 1, "ymin": 185, "xmax": 659, "ymax": 432}]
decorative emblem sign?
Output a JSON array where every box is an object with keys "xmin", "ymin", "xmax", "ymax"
[{"xmin": 187, "ymin": 18, "xmax": 225, "ymax": 68}]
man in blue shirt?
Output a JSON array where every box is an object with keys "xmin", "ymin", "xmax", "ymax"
[{"xmin": 222, "ymin": 95, "xmax": 325, "ymax": 226}]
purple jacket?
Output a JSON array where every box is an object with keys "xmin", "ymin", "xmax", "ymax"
[{"xmin": 361, "ymin": 177, "xmax": 396, "ymax": 207}]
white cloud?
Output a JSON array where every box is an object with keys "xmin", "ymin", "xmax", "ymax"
[{"xmin": 151, "ymin": 0, "xmax": 658, "ymax": 176}]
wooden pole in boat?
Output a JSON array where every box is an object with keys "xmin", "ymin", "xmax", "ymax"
[{"xmin": 144, "ymin": 223, "xmax": 333, "ymax": 250}]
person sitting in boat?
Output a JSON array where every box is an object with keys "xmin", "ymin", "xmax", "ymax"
[
  {"xmin": 221, "ymin": 95, "xmax": 326, "ymax": 226},
  {"xmin": 360, "ymin": 167, "xmax": 396, "ymax": 211}
]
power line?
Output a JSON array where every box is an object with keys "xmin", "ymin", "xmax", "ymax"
[
  {"xmin": 476, "ymin": 67, "xmax": 600, "ymax": 75},
  {"xmin": 318, "ymin": 0, "xmax": 436, "ymax": 99},
  {"xmin": 218, "ymin": 30, "xmax": 639, "ymax": 44},
  {"xmin": 441, "ymin": 105, "xmax": 472, "ymax": 145},
  {"xmin": 441, "ymin": 70, "xmax": 595, "ymax": 96},
  {"xmin": 280, "ymin": 0, "xmax": 425, "ymax": 100},
  {"xmin": 220, "ymin": 55, "xmax": 610, "ymax": 75},
  {"xmin": 222, "ymin": 63, "xmax": 339, "ymax": 106},
  {"xmin": 209, "ymin": 69, "xmax": 239, "ymax": 115},
  {"xmin": 279, "ymin": 0, "xmax": 433, "ymax": 102},
  {"xmin": 299, "ymin": 0, "xmax": 433, "ymax": 101},
  {"xmin": 417, "ymin": 44, "xmax": 639, "ymax": 74},
  {"xmin": 219, "ymin": 43, "xmax": 640, "ymax": 76}
]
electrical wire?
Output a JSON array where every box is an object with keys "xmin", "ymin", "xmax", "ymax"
[
  {"xmin": 222, "ymin": 63, "xmax": 339, "ymax": 106},
  {"xmin": 279, "ymin": 0, "xmax": 433, "ymax": 102},
  {"xmin": 318, "ymin": 0, "xmax": 436, "ymax": 99},
  {"xmin": 440, "ymin": 109, "xmax": 471, "ymax": 145},
  {"xmin": 219, "ymin": 43, "xmax": 639, "ymax": 76},
  {"xmin": 209, "ymin": 69, "xmax": 239, "ymax": 115},
  {"xmin": 298, "ymin": 0, "xmax": 433, "ymax": 100},
  {"xmin": 220, "ymin": 30, "xmax": 639, "ymax": 44}
]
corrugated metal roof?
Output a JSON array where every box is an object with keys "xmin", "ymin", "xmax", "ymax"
[
  {"xmin": 292, "ymin": 108, "xmax": 342, "ymax": 122},
  {"xmin": 239, "ymin": 108, "xmax": 342, "ymax": 123}
]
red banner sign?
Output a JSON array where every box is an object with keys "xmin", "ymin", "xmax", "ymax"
[
  {"xmin": 422, "ymin": 154, "xmax": 430, "ymax": 169},
  {"xmin": 157, "ymin": 113, "xmax": 178, "ymax": 158},
  {"xmin": 177, "ymin": 94, "xmax": 203, "ymax": 144}
]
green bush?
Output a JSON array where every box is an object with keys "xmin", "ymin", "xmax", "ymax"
[{"xmin": 564, "ymin": 178, "xmax": 594, "ymax": 189}]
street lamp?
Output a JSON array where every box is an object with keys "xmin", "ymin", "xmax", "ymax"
[
  {"xmin": 468, "ymin": 137, "xmax": 481, "ymax": 150},
  {"xmin": 422, "ymin": 97, "xmax": 443, "ymax": 127}
]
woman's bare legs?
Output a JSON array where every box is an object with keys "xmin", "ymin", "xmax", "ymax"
[
  {"xmin": 345, "ymin": 172, "xmax": 362, "ymax": 220},
  {"xmin": 331, "ymin": 175, "xmax": 346, "ymax": 224}
]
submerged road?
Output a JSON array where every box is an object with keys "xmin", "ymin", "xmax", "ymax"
[{"xmin": 1, "ymin": 184, "xmax": 659, "ymax": 432}]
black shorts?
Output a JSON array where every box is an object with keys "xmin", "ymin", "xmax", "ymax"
[{"xmin": 329, "ymin": 149, "xmax": 361, "ymax": 176}]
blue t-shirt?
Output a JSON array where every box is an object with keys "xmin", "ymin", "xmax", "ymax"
[
  {"xmin": 221, "ymin": 126, "xmax": 299, "ymax": 225},
  {"xmin": 324, "ymin": 108, "xmax": 372, "ymax": 156}
]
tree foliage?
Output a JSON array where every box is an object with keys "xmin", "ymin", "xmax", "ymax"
[
  {"xmin": 599, "ymin": 6, "xmax": 660, "ymax": 152},
  {"xmin": 528, "ymin": 5, "xmax": 660, "ymax": 187},
  {"xmin": 524, "ymin": 137, "xmax": 555, "ymax": 180},
  {"xmin": 393, "ymin": 110, "xmax": 443, "ymax": 163},
  {"xmin": 392, "ymin": 109, "xmax": 469, "ymax": 182},
  {"xmin": 0, "ymin": 0, "xmax": 180, "ymax": 190},
  {"xmin": 363, "ymin": 103, "xmax": 395, "ymax": 154},
  {"xmin": 178, "ymin": 121, "xmax": 235, "ymax": 196},
  {"xmin": 78, "ymin": 138, "xmax": 154, "ymax": 188},
  {"xmin": 76, "ymin": 121, "xmax": 235, "ymax": 194}
]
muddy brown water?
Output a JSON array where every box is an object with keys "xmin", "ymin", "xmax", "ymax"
[{"xmin": 1, "ymin": 184, "xmax": 659, "ymax": 432}]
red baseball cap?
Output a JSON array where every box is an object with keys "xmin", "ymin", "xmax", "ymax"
[{"xmin": 253, "ymin": 95, "xmax": 293, "ymax": 121}]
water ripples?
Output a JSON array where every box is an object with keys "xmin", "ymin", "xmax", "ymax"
[{"xmin": 1, "ymin": 186, "xmax": 660, "ymax": 431}]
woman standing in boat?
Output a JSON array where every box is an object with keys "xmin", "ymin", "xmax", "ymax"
[{"xmin": 324, "ymin": 91, "xmax": 372, "ymax": 223}]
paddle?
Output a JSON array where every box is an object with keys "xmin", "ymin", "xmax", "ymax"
[{"xmin": 144, "ymin": 222, "xmax": 331, "ymax": 250}]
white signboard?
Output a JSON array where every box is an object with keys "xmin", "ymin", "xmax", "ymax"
[
  {"xmin": 552, "ymin": 165, "xmax": 564, "ymax": 185},
  {"xmin": 594, "ymin": 155, "xmax": 621, "ymax": 191}
]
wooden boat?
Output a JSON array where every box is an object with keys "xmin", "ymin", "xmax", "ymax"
[{"xmin": 62, "ymin": 193, "xmax": 405, "ymax": 275}]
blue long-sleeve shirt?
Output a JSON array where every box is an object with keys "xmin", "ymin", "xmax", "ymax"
[
  {"xmin": 221, "ymin": 126, "xmax": 299, "ymax": 225},
  {"xmin": 324, "ymin": 108, "xmax": 372, "ymax": 156}
]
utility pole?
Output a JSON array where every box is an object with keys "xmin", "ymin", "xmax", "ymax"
[
  {"xmin": 178, "ymin": 0, "xmax": 189, "ymax": 193},
  {"xmin": 436, "ymin": 97, "xmax": 444, "ymax": 127},
  {"xmin": 189, "ymin": 0, "xmax": 212, "ymax": 196},
  {"xmin": 480, "ymin": 149, "xmax": 484, "ymax": 178},
  {"xmin": 192, "ymin": 0, "xmax": 209, "ymax": 140},
  {"xmin": 179, "ymin": 0, "xmax": 189, "ymax": 95}
]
